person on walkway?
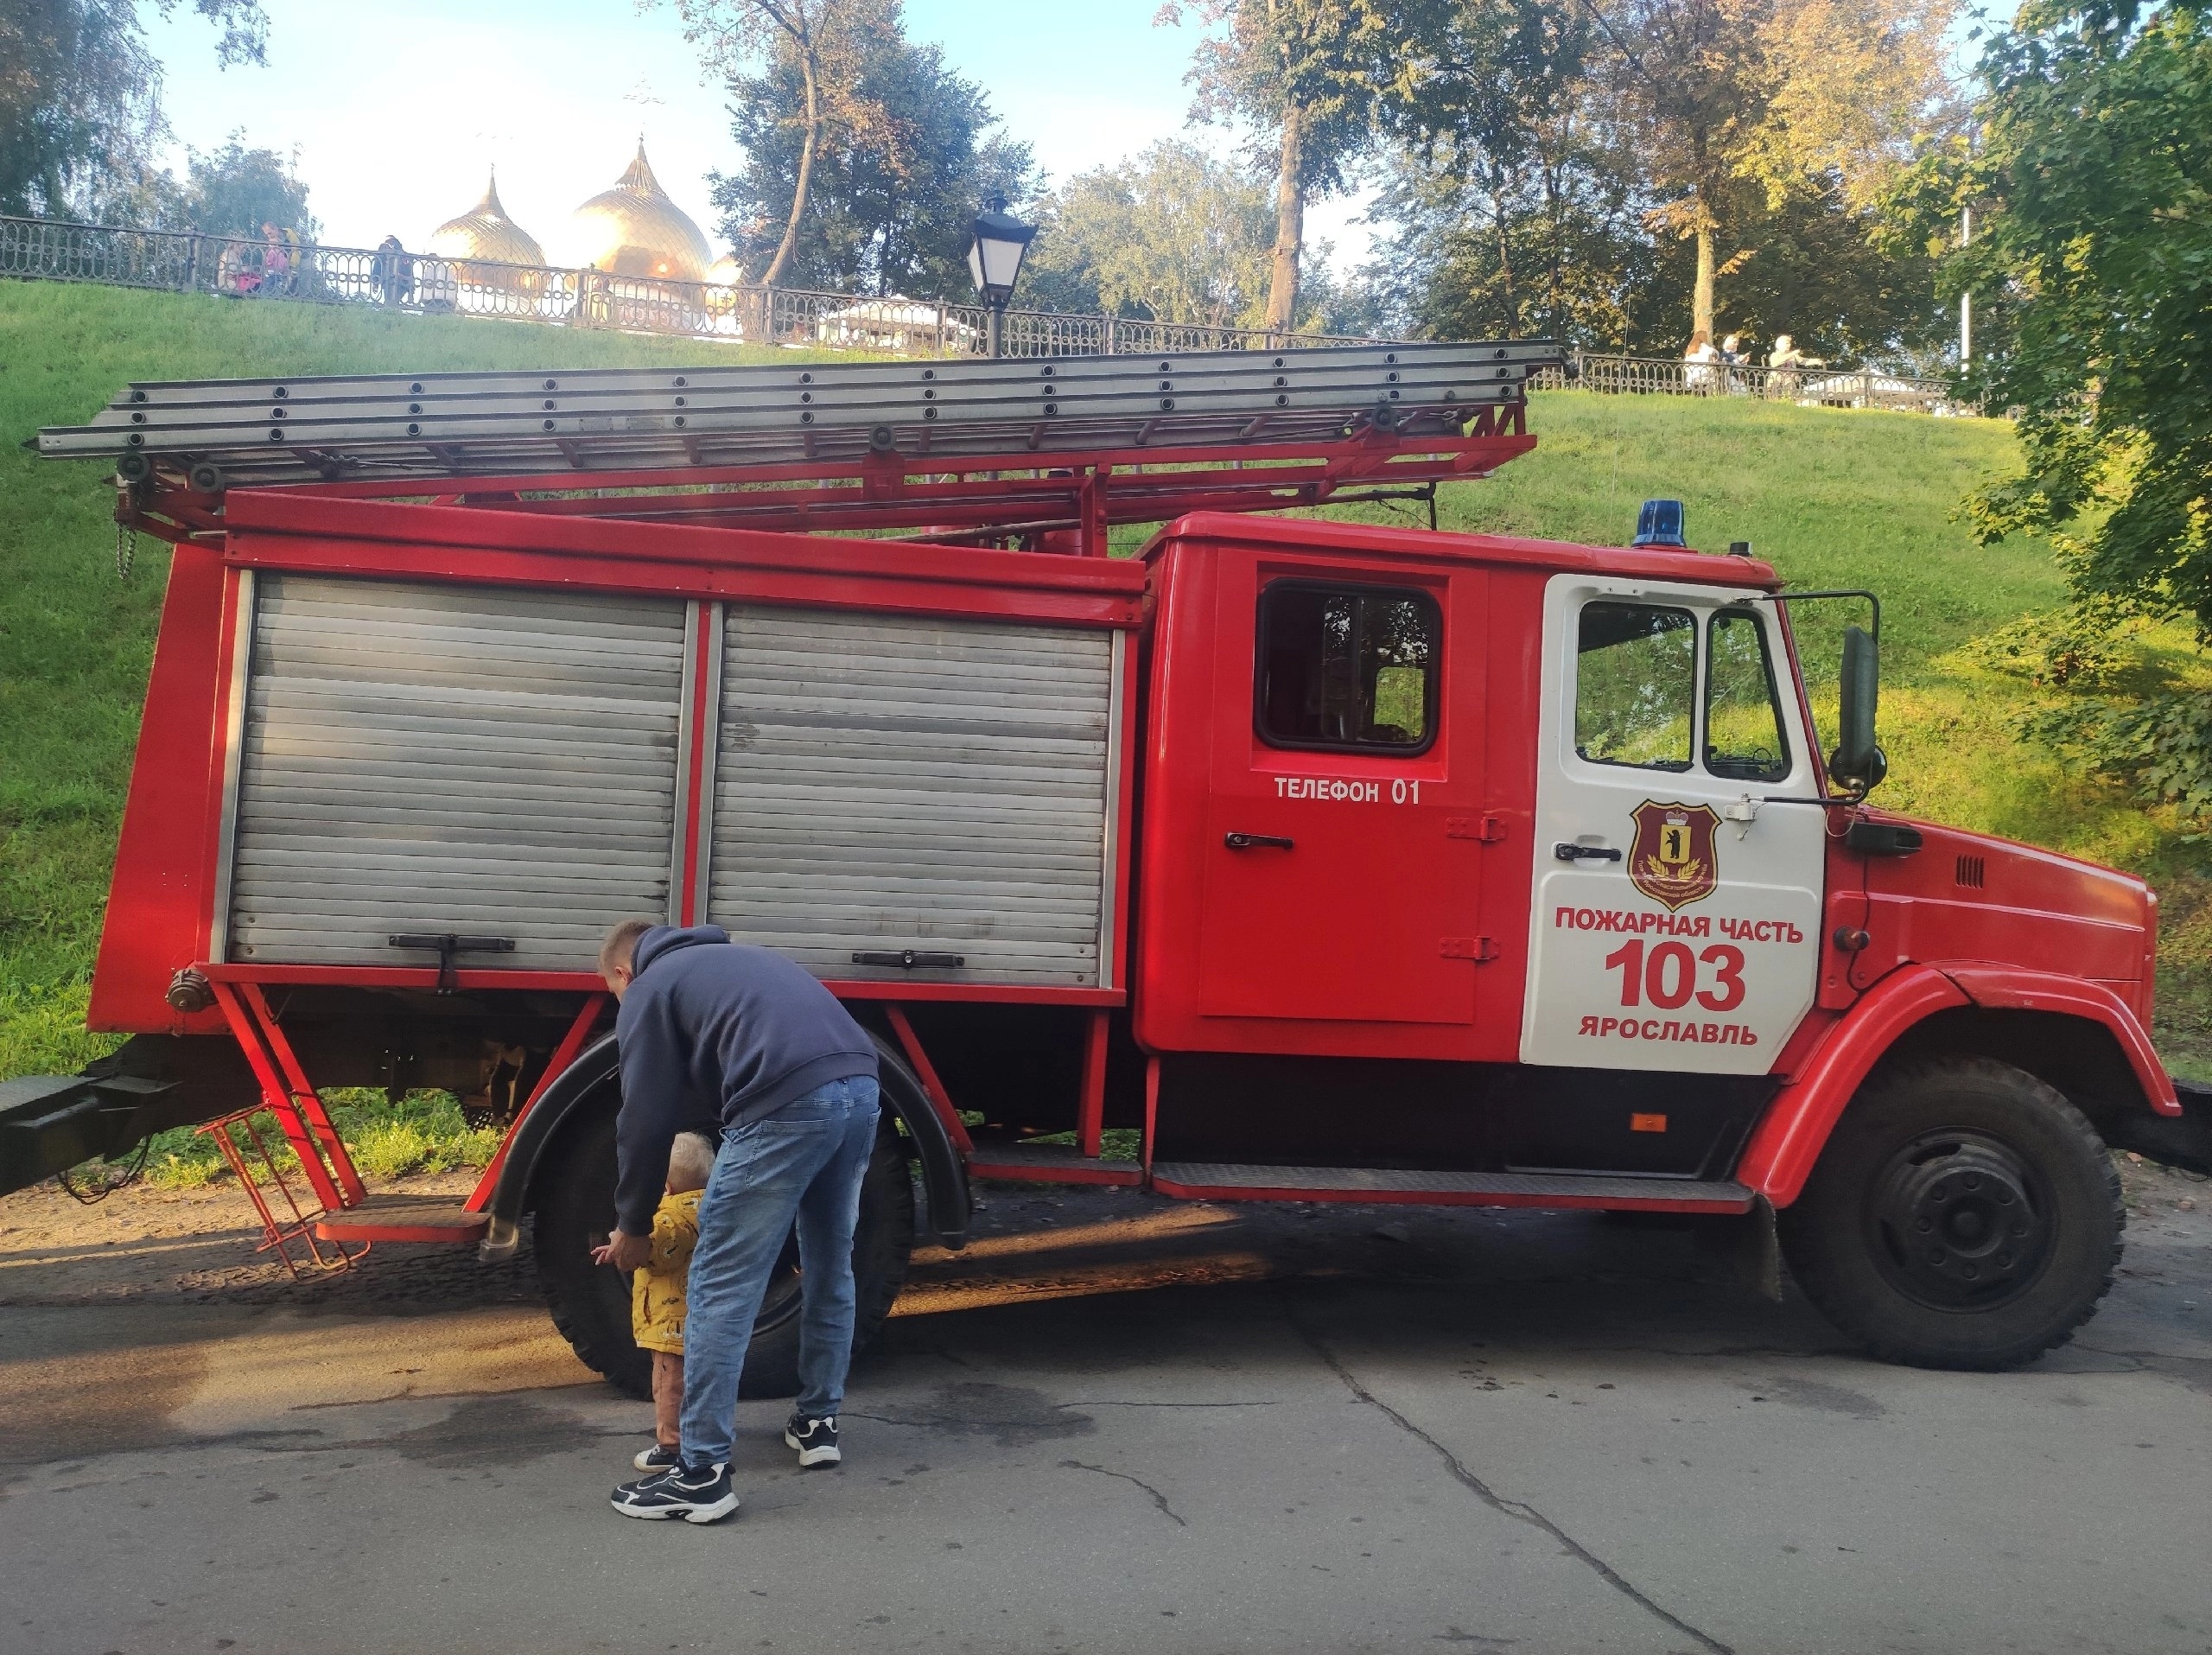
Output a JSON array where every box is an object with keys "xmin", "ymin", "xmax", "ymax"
[
  {"xmin": 594, "ymin": 1129, "xmax": 715, "ymax": 1474},
  {"xmin": 259, "ymin": 223, "xmax": 290, "ymax": 296},
  {"xmin": 598, "ymin": 921, "xmax": 881, "ymax": 1525},
  {"xmin": 1767, "ymin": 334, "xmax": 1824, "ymax": 397},
  {"xmin": 1683, "ymin": 328, "xmax": 1721, "ymax": 393},
  {"xmin": 372, "ymin": 235, "xmax": 412, "ymax": 305}
]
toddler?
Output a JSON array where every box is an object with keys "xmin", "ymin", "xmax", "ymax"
[{"xmin": 594, "ymin": 1130, "xmax": 716, "ymax": 1472}]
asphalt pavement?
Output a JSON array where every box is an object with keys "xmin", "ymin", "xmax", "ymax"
[{"xmin": 1, "ymin": 1174, "xmax": 2207, "ymax": 1655}]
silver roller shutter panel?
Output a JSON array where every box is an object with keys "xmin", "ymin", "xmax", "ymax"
[
  {"xmin": 710, "ymin": 605, "xmax": 1116, "ymax": 986},
  {"xmin": 226, "ymin": 573, "xmax": 687, "ymax": 971}
]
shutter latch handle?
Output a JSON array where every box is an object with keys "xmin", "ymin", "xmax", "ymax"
[{"xmin": 389, "ymin": 933, "xmax": 516, "ymax": 994}]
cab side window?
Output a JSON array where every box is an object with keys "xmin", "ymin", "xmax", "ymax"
[
  {"xmin": 1255, "ymin": 582, "xmax": 1440, "ymax": 752},
  {"xmin": 1704, "ymin": 608, "xmax": 1790, "ymax": 781},
  {"xmin": 1575, "ymin": 602, "xmax": 1695, "ymax": 771}
]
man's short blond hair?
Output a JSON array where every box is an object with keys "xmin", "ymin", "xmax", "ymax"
[
  {"xmin": 666, "ymin": 1130, "xmax": 716, "ymax": 1194},
  {"xmin": 598, "ymin": 919, "xmax": 656, "ymax": 977}
]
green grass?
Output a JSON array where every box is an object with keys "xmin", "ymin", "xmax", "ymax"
[{"xmin": 2, "ymin": 286, "xmax": 2205, "ymax": 1175}]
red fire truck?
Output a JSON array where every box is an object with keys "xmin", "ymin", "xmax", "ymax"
[{"xmin": 8, "ymin": 342, "xmax": 2207, "ymax": 1391}]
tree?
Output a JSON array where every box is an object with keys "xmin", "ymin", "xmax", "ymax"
[
  {"xmin": 1955, "ymin": 0, "xmax": 2212, "ymax": 634},
  {"xmin": 711, "ymin": 12, "xmax": 1034, "ymax": 296},
  {"xmin": 663, "ymin": 0, "xmax": 897, "ymax": 285},
  {"xmin": 1378, "ymin": 0, "xmax": 1624, "ymax": 339},
  {"xmin": 1164, "ymin": 0, "xmax": 1396, "ymax": 336},
  {"xmin": 168, "ymin": 131, "xmax": 316, "ymax": 238},
  {"xmin": 0, "ymin": 0, "xmax": 265, "ymax": 220},
  {"xmin": 1022, "ymin": 141, "xmax": 1274, "ymax": 328},
  {"xmin": 1587, "ymin": 0, "xmax": 1955, "ymax": 343}
]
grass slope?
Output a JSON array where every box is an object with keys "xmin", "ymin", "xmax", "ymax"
[
  {"xmin": 0, "ymin": 280, "xmax": 790, "ymax": 1081},
  {"xmin": 2, "ymin": 283, "xmax": 2205, "ymax": 1109}
]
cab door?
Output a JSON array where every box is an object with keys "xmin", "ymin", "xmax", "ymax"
[
  {"xmin": 1192, "ymin": 563, "xmax": 1483, "ymax": 1029},
  {"xmin": 1521, "ymin": 576, "xmax": 1824, "ymax": 1073}
]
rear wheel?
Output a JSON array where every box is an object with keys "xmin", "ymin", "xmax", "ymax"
[
  {"xmin": 534, "ymin": 1104, "xmax": 915, "ymax": 1400},
  {"xmin": 1777, "ymin": 1056, "xmax": 2122, "ymax": 1370}
]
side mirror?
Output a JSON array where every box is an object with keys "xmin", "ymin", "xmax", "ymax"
[{"xmin": 1827, "ymin": 625, "xmax": 1885, "ymax": 794}]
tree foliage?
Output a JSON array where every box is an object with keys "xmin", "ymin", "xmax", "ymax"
[
  {"xmin": 0, "ymin": 0, "xmax": 265, "ymax": 220},
  {"xmin": 710, "ymin": 7, "xmax": 1034, "ymax": 296},
  {"xmin": 1955, "ymin": 0, "xmax": 2212, "ymax": 637},
  {"xmin": 168, "ymin": 131, "xmax": 316, "ymax": 238},
  {"xmin": 1357, "ymin": 0, "xmax": 1955, "ymax": 355}
]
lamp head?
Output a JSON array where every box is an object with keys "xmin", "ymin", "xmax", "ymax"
[{"xmin": 967, "ymin": 194, "xmax": 1036, "ymax": 306}]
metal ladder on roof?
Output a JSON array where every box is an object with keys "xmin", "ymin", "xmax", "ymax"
[{"xmin": 38, "ymin": 339, "xmax": 1564, "ymax": 489}]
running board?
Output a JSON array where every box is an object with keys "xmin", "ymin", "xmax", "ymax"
[
  {"xmin": 966, "ymin": 1143, "xmax": 1143, "ymax": 1187},
  {"xmin": 1147, "ymin": 1162, "xmax": 1754, "ymax": 1214}
]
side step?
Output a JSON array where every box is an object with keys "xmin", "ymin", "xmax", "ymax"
[
  {"xmin": 313, "ymin": 1194, "xmax": 490, "ymax": 1245},
  {"xmin": 1148, "ymin": 1162, "xmax": 1754, "ymax": 1214}
]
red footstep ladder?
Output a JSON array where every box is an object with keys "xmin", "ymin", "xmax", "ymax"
[{"xmin": 203, "ymin": 977, "xmax": 500, "ymax": 1271}]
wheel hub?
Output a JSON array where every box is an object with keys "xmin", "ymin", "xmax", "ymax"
[{"xmin": 1869, "ymin": 1131, "xmax": 2053, "ymax": 1310}]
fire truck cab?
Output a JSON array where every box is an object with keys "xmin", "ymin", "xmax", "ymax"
[{"xmin": 11, "ymin": 341, "xmax": 2206, "ymax": 1391}]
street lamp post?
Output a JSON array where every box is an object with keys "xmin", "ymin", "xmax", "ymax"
[{"xmin": 966, "ymin": 194, "xmax": 1036, "ymax": 359}]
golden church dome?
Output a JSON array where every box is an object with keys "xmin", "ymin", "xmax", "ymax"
[
  {"xmin": 428, "ymin": 172, "xmax": 544, "ymax": 269},
  {"xmin": 568, "ymin": 144, "xmax": 712, "ymax": 283},
  {"xmin": 702, "ymin": 251, "xmax": 746, "ymax": 315}
]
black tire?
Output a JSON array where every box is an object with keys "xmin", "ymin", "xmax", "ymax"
[
  {"xmin": 1777, "ymin": 1056, "xmax": 2122, "ymax": 1370},
  {"xmin": 534, "ymin": 1103, "xmax": 916, "ymax": 1401}
]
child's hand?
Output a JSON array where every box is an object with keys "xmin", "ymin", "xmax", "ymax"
[{"xmin": 589, "ymin": 1241, "xmax": 616, "ymax": 1266}]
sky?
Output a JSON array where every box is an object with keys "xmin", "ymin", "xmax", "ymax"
[{"xmin": 141, "ymin": 1, "xmax": 1379, "ymax": 279}]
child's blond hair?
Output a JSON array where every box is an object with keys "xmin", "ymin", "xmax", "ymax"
[{"xmin": 666, "ymin": 1131, "xmax": 716, "ymax": 1194}]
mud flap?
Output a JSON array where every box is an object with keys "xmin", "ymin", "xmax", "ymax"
[
  {"xmin": 2107, "ymin": 1078, "xmax": 2212, "ymax": 1177},
  {"xmin": 1699, "ymin": 1193, "xmax": 1783, "ymax": 1302}
]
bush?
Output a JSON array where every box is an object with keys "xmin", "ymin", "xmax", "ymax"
[{"xmin": 2023, "ymin": 690, "xmax": 2212, "ymax": 839}]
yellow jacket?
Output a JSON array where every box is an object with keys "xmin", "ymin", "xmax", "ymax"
[{"xmin": 631, "ymin": 1188, "xmax": 702, "ymax": 1354}]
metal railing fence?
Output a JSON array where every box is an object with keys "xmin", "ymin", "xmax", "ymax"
[
  {"xmin": 0, "ymin": 214, "xmax": 1370, "ymax": 359},
  {"xmin": 1, "ymin": 215, "xmax": 1968, "ymax": 410},
  {"xmin": 1533, "ymin": 348, "xmax": 1969, "ymax": 413}
]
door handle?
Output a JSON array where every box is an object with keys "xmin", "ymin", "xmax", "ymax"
[
  {"xmin": 1553, "ymin": 843, "xmax": 1623, "ymax": 863},
  {"xmin": 1224, "ymin": 832, "xmax": 1294, "ymax": 850}
]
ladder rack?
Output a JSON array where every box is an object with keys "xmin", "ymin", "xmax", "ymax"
[{"xmin": 42, "ymin": 340, "xmax": 1561, "ymax": 490}]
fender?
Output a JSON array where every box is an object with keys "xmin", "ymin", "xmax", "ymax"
[
  {"xmin": 479, "ymin": 1031, "xmax": 970, "ymax": 1259},
  {"xmin": 1736, "ymin": 964, "xmax": 1967, "ymax": 1207},
  {"xmin": 1738, "ymin": 962, "xmax": 2181, "ymax": 1207},
  {"xmin": 1938, "ymin": 964, "xmax": 2178, "ymax": 1113}
]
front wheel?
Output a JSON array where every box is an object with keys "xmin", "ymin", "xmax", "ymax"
[
  {"xmin": 535, "ymin": 1104, "xmax": 916, "ymax": 1399},
  {"xmin": 1777, "ymin": 1056, "xmax": 2122, "ymax": 1370}
]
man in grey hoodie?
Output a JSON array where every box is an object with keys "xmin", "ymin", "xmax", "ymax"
[{"xmin": 598, "ymin": 921, "xmax": 880, "ymax": 1525}]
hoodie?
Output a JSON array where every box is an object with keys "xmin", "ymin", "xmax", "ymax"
[{"xmin": 612, "ymin": 926, "xmax": 879, "ymax": 1236}]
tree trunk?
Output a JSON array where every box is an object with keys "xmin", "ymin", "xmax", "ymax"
[
  {"xmin": 1263, "ymin": 98, "xmax": 1306, "ymax": 340},
  {"xmin": 760, "ymin": 46, "xmax": 820, "ymax": 289},
  {"xmin": 1491, "ymin": 163, "xmax": 1516, "ymax": 335},
  {"xmin": 1692, "ymin": 220, "xmax": 1714, "ymax": 342}
]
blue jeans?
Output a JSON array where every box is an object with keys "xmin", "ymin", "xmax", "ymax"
[{"xmin": 678, "ymin": 1073, "xmax": 880, "ymax": 1467}]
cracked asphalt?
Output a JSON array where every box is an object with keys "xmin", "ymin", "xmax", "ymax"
[{"xmin": 1, "ymin": 1163, "xmax": 2207, "ymax": 1655}]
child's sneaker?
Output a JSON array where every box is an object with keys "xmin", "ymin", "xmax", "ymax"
[
  {"xmin": 632, "ymin": 1442, "xmax": 682, "ymax": 1473},
  {"xmin": 784, "ymin": 1413, "xmax": 840, "ymax": 1468},
  {"xmin": 610, "ymin": 1460, "xmax": 738, "ymax": 1523}
]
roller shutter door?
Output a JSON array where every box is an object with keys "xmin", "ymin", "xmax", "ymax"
[
  {"xmin": 225, "ymin": 573, "xmax": 687, "ymax": 971},
  {"xmin": 709, "ymin": 605, "xmax": 1116, "ymax": 987}
]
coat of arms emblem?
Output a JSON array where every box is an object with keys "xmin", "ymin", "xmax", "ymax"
[{"xmin": 1628, "ymin": 800, "xmax": 1721, "ymax": 911}]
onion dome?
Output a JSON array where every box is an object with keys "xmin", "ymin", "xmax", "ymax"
[
  {"xmin": 427, "ymin": 171, "xmax": 544, "ymax": 268},
  {"xmin": 702, "ymin": 251, "xmax": 746, "ymax": 315},
  {"xmin": 568, "ymin": 143, "xmax": 712, "ymax": 283}
]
